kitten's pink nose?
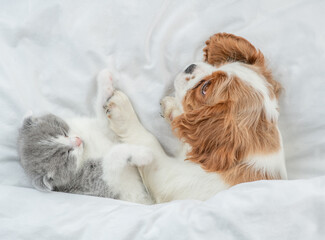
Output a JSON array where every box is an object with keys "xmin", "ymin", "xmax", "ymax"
[{"xmin": 75, "ymin": 137, "xmax": 82, "ymax": 147}]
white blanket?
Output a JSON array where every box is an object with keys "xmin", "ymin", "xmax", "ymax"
[{"xmin": 0, "ymin": 0, "xmax": 324, "ymax": 239}]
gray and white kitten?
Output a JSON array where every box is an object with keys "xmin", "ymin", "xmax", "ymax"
[{"xmin": 17, "ymin": 70, "xmax": 153, "ymax": 204}]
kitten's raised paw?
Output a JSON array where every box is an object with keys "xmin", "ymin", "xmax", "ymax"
[
  {"xmin": 97, "ymin": 69, "xmax": 115, "ymax": 105},
  {"xmin": 104, "ymin": 90, "xmax": 140, "ymax": 136},
  {"xmin": 104, "ymin": 90, "xmax": 134, "ymax": 120}
]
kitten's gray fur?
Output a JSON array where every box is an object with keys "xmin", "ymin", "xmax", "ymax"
[
  {"xmin": 17, "ymin": 70, "xmax": 153, "ymax": 204},
  {"xmin": 18, "ymin": 114, "xmax": 117, "ymax": 199}
]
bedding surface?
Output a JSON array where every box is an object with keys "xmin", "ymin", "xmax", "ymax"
[{"xmin": 0, "ymin": 0, "xmax": 324, "ymax": 239}]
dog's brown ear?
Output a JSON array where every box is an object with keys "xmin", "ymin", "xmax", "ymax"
[
  {"xmin": 203, "ymin": 33, "xmax": 265, "ymax": 67},
  {"xmin": 171, "ymin": 102, "xmax": 242, "ymax": 172},
  {"xmin": 172, "ymin": 105, "xmax": 279, "ymax": 174}
]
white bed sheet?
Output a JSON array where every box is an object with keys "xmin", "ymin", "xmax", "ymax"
[{"xmin": 0, "ymin": 0, "xmax": 324, "ymax": 239}]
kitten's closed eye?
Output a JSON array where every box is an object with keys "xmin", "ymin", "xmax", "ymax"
[{"xmin": 61, "ymin": 150, "xmax": 72, "ymax": 156}]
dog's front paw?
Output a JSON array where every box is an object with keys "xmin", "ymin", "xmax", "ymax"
[
  {"xmin": 97, "ymin": 69, "xmax": 115, "ymax": 106},
  {"xmin": 160, "ymin": 96, "xmax": 179, "ymax": 122}
]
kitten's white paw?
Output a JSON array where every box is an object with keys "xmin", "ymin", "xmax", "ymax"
[
  {"xmin": 97, "ymin": 69, "xmax": 115, "ymax": 105},
  {"xmin": 104, "ymin": 90, "xmax": 141, "ymax": 136},
  {"xmin": 130, "ymin": 146, "xmax": 153, "ymax": 166},
  {"xmin": 105, "ymin": 90, "xmax": 134, "ymax": 120}
]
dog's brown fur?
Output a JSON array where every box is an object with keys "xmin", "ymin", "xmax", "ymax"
[{"xmin": 172, "ymin": 33, "xmax": 283, "ymax": 185}]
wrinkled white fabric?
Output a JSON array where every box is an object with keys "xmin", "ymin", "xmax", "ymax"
[{"xmin": 0, "ymin": 0, "xmax": 324, "ymax": 239}]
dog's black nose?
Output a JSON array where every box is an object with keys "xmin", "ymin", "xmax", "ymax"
[{"xmin": 184, "ymin": 64, "xmax": 196, "ymax": 74}]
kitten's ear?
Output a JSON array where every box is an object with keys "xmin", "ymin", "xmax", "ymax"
[
  {"xmin": 22, "ymin": 117, "xmax": 34, "ymax": 127},
  {"xmin": 22, "ymin": 111, "xmax": 35, "ymax": 127},
  {"xmin": 32, "ymin": 175, "xmax": 53, "ymax": 192}
]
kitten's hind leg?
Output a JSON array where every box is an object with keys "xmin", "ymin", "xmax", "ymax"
[
  {"xmin": 95, "ymin": 69, "xmax": 115, "ymax": 118},
  {"xmin": 104, "ymin": 144, "xmax": 153, "ymax": 171},
  {"xmin": 102, "ymin": 144, "xmax": 154, "ymax": 204}
]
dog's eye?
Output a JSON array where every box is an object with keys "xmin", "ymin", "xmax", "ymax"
[
  {"xmin": 67, "ymin": 148, "xmax": 73, "ymax": 154},
  {"xmin": 201, "ymin": 81, "xmax": 211, "ymax": 95}
]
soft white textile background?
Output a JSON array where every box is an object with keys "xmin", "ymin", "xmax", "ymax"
[{"xmin": 0, "ymin": 0, "xmax": 324, "ymax": 239}]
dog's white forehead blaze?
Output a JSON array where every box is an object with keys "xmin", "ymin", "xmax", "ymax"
[
  {"xmin": 174, "ymin": 62, "xmax": 215, "ymax": 103},
  {"xmin": 218, "ymin": 62, "xmax": 279, "ymax": 122}
]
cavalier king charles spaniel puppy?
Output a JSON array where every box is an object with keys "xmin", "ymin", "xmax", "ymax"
[{"xmin": 106, "ymin": 33, "xmax": 287, "ymax": 203}]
